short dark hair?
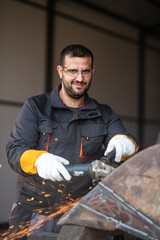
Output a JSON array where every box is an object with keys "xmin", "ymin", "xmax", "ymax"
[{"xmin": 60, "ymin": 44, "xmax": 94, "ymax": 68}]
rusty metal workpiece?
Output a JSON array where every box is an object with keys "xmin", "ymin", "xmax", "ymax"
[{"xmin": 59, "ymin": 144, "xmax": 160, "ymax": 240}]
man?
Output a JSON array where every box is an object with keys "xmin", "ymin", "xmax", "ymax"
[{"xmin": 6, "ymin": 44, "xmax": 138, "ymax": 239}]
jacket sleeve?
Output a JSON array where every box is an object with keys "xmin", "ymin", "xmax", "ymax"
[
  {"xmin": 6, "ymin": 99, "xmax": 47, "ymax": 176},
  {"xmin": 101, "ymin": 105, "xmax": 138, "ymax": 149}
]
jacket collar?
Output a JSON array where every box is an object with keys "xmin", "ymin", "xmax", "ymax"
[{"xmin": 50, "ymin": 83, "xmax": 98, "ymax": 110}]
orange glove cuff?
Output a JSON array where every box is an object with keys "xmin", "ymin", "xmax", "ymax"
[
  {"xmin": 121, "ymin": 135, "xmax": 139, "ymax": 161},
  {"xmin": 20, "ymin": 150, "xmax": 47, "ymax": 174},
  {"xmin": 114, "ymin": 134, "xmax": 139, "ymax": 161}
]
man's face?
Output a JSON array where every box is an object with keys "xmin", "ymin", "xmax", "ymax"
[{"xmin": 57, "ymin": 55, "xmax": 95, "ymax": 99}]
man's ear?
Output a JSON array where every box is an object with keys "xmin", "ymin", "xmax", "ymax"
[
  {"xmin": 57, "ymin": 65, "xmax": 63, "ymax": 79},
  {"xmin": 92, "ymin": 66, "xmax": 95, "ymax": 74}
]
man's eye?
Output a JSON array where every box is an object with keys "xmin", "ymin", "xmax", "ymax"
[
  {"xmin": 68, "ymin": 69, "xmax": 78, "ymax": 74},
  {"xmin": 82, "ymin": 69, "xmax": 91, "ymax": 74}
]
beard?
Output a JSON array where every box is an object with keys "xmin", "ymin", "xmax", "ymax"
[{"xmin": 62, "ymin": 79, "xmax": 92, "ymax": 99}]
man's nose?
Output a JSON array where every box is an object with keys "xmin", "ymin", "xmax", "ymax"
[{"xmin": 76, "ymin": 71, "xmax": 83, "ymax": 81}]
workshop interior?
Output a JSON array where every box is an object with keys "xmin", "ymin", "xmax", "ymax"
[{"xmin": 0, "ymin": 0, "xmax": 160, "ymax": 239}]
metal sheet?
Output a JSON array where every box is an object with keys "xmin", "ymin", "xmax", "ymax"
[{"xmin": 59, "ymin": 144, "xmax": 160, "ymax": 240}]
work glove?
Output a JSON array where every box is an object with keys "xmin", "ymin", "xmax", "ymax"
[
  {"xmin": 35, "ymin": 153, "xmax": 71, "ymax": 181},
  {"xmin": 104, "ymin": 135, "xmax": 136, "ymax": 162}
]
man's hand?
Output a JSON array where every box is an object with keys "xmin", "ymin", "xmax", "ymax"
[
  {"xmin": 104, "ymin": 135, "xmax": 136, "ymax": 162},
  {"xmin": 35, "ymin": 153, "xmax": 71, "ymax": 181}
]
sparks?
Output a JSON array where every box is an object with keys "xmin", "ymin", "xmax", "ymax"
[
  {"xmin": 26, "ymin": 197, "xmax": 34, "ymax": 202},
  {"xmin": 58, "ymin": 189, "xmax": 63, "ymax": 193},
  {"xmin": 2, "ymin": 198, "xmax": 81, "ymax": 240},
  {"xmin": 44, "ymin": 194, "xmax": 51, "ymax": 197}
]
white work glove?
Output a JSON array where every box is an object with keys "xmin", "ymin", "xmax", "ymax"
[
  {"xmin": 104, "ymin": 135, "xmax": 136, "ymax": 162},
  {"xmin": 35, "ymin": 153, "xmax": 71, "ymax": 181}
]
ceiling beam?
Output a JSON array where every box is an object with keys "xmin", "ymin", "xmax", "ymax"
[
  {"xmin": 145, "ymin": 0, "xmax": 160, "ymax": 8},
  {"xmin": 69, "ymin": 0, "xmax": 160, "ymax": 37},
  {"xmin": 69, "ymin": 0, "xmax": 144, "ymax": 29}
]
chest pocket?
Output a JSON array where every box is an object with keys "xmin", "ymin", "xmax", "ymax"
[
  {"xmin": 80, "ymin": 124, "xmax": 107, "ymax": 159},
  {"xmin": 37, "ymin": 119, "xmax": 52, "ymax": 151},
  {"xmin": 37, "ymin": 119, "xmax": 66, "ymax": 154}
]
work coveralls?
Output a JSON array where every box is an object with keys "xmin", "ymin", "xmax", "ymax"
[{"xmin": 6, "ymin": 84, "xmax": 136, "ymax": 239}]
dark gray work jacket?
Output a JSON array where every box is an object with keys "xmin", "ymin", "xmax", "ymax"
[{"xmin": 6, "ymin": 84, "xmax": 135, "ymax": 213}]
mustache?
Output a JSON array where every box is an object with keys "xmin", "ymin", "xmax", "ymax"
[{"xmin": 71, "ymin": 80, "xmax": 86, "ymax": 85}]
